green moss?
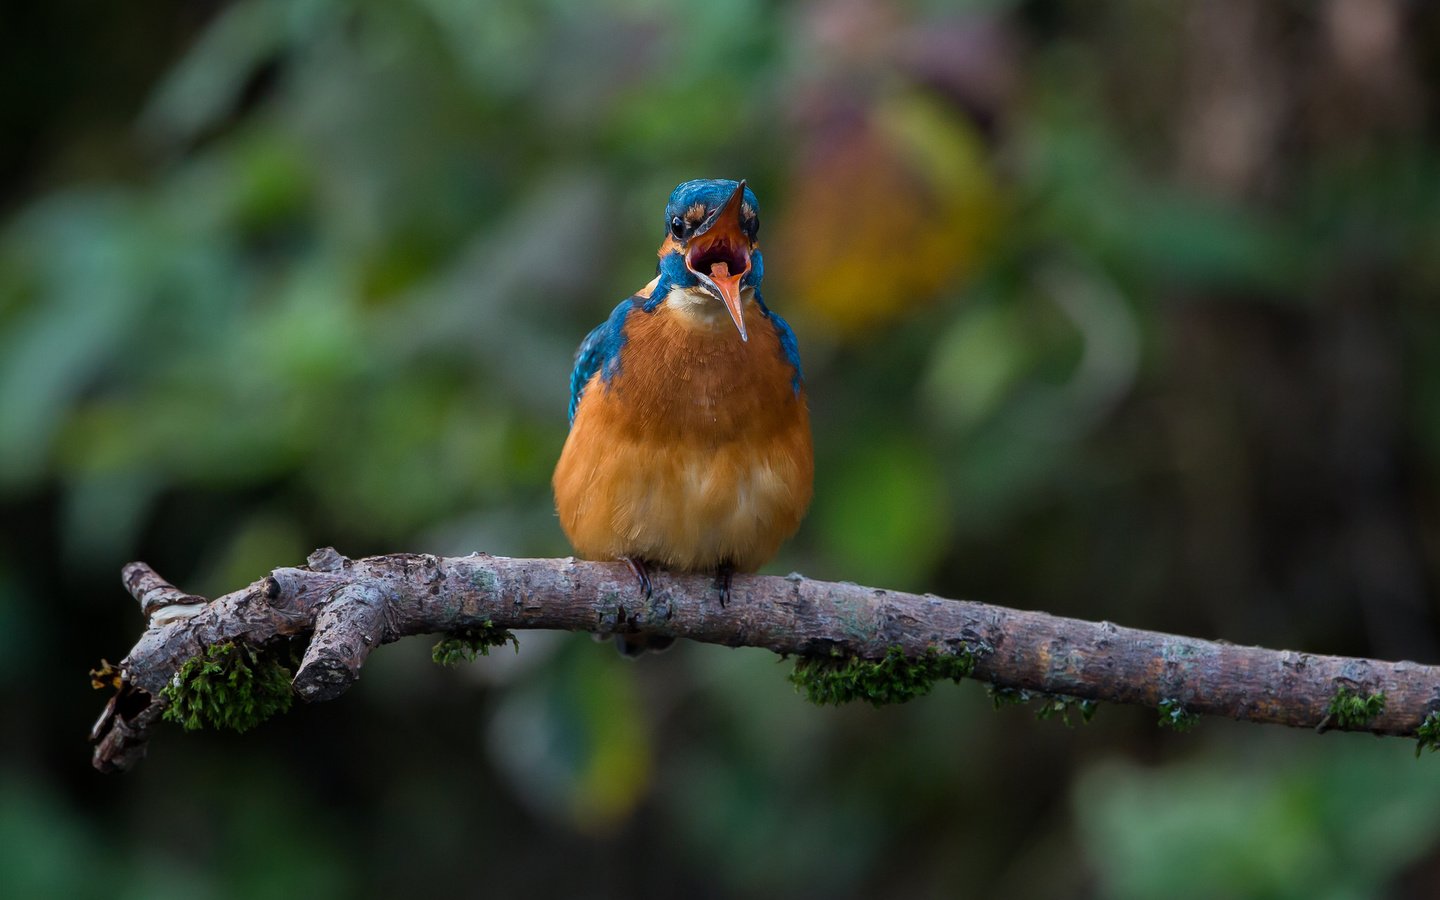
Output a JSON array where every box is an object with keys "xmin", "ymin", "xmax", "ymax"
[
  {"xmin": 1415, "ymin": 712, "xmax": 1440, "ymax": 758},
  {"xmin": 789, "ymin": 644, "xmax": 982, "ymax": 707},
  {"xmin": 1034, "ymin": 694, "xmax": 1099, "ymax": 726},
  {"xmin": 1327, "ymin": 686, "xmax": 1386, "ymax": 729},
  {"xmin": 988, "ymin": 686, "xmax": 1032, "ymax": 710},
  {"xmin": 1157, "ymin": 698, "xmax": 1199, "ymax": 732},
  {"xmin": 987, "ymin": 686, "xmax": 1097, "ymax": 726},
  {"xmin": 160, "ymin": 641, "xmax": 294, "ymax": 733},
  {"xmin": 431, "ymin": 620, "xmax": 518, "ymax": 665}
]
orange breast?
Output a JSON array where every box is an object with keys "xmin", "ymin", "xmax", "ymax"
[{"xmin": 552, "ymin": 301, "xmax": 813, "ymax": 573}]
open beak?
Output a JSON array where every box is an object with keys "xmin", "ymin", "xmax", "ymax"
[{"xmin": 685, "ymin": 180, "xmax": 752, "ymax": 341}]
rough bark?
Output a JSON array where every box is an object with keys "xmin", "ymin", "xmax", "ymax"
[{"xmin": 90, "ymin": 549, "xmax": 1440, "ymax": 772}]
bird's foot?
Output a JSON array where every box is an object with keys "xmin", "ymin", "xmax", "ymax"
[
  {"xmin": 621, "ymin": 556, "xmax": 653, "ymax": 600},
  {"xmin": 713, "ymin": 563, "xmax": 735, "ymax": 607}
]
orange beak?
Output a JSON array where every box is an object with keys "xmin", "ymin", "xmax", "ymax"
[{"xmin": 685, "ymin": 180, "xmax": 752, "ymax": 341}]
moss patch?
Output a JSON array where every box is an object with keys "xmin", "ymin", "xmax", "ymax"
[
  {"xmin": 988, "ymin": 685, "xmax": 1031, "ymax": 710},
  {"xmin": 1327, "ymin": 686, "xmax": 1386, "ymax": 729},
  {"xmin": 431, "ymin": 621, "xmax": 518, "ymax": 665},
  {"xmin": 1157, "ymin": 698, "xmax": 1199, "ymax": 732},
  {"xmin": 1415, "ymin": 712, "xmax": 1440, "ymax": 758},
  {"xmin": 789, "ymin": 645, "xmax": 982, "ymax": 707},
  {"xmin": 160, "ymin": 641, "xmax": 295, "ymax": 733},
  {"xmin": 988, "ymin": 687, "xmax": 1097, "ymax": 726},
  {"xmin": 1037, "ymin": 695, "xmax": 1098, "ymax": 726}
]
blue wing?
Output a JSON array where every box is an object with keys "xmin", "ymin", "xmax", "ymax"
[
  {"xmin": 757, "ymin": 294, "xmax": 803, "ymax": 395},
  {"xmin": 568, "ymin": 299, "xmax": 634, "ymax": 424}
]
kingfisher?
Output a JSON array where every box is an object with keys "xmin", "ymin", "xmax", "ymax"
[{"xmin": 553, "ymin": 179, "xmax": 813, "ymax": 654}]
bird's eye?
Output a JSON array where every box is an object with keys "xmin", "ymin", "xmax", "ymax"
[
  {"xmin": 670, "ymin": 216, "xmax": 686, "ymax": 240},
  {"xmin": 743, "ymin": 216, "xmax": 759, "ymax": 240}
]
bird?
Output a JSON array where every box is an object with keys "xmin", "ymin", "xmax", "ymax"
[{"xmin": 552, "ymin": 178, "xmax": 813, "ymax": 655}]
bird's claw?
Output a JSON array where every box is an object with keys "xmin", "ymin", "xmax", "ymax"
[
  {"xmin": 622, "ymin": 556, "xmax": 653, "ymax": 600},
  {"xmin": 713, "ymin": 563, "xmax": 734, "ymax": 607}
]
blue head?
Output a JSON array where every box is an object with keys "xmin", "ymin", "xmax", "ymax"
[{"xmin": 654, "ymin": 179, "xmax": 763, "ymax": 341}]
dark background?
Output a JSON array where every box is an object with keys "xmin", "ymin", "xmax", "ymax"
[{"xmin": 4, "ymin": 1, "xmax": 1440, "ymax": 897}]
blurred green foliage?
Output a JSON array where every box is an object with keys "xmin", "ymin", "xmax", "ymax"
[
  {"xmin": 3, "ymin": 0, "xmax": 1440, "ymax": 897},
  {"xmin": 1077, "ymin": 740, "xmax": 1440, "ymax": 900}
]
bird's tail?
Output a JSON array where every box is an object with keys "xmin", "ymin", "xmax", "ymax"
[{"xmin": 615, "ymin": 634, "xmax": 676, "ymax": 657}]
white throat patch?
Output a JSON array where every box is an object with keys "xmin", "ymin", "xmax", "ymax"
[{"xmin": 664, "ymin": 286, "xmax": 752, "ymax": 332}]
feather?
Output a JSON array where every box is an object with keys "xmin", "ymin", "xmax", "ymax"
[{"xmin": 554, "ymin": 300, "xmax": 812, "ymax": 573}]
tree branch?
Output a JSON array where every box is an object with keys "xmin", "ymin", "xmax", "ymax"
[{"xmin": 89, "ymin": 549, "xmax": 1440, "ymax": 772}]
